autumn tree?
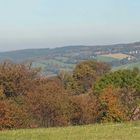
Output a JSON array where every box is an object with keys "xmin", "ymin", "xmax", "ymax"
[
  {"xmin": 0, "ymin": 61, "xmax": 39, "ymax": 98},
  {"xmin": 58, "ymin": 60, "xmax": 110, "ymax": 95},
  {"xmin": 0, "ymin": 61, "xmax": 39, "ymax": 129},
  {"xmin": 69, "ymin": 94, "xmax": 99, "ymax": 125},
  {"xmin": 0, "ymin": 100, "xmax": 30, "ymax": 130},
  {"xmin": 58, "ymin": 71, "xmax": 84, "ymax": 95},
  {"xmin": 96, "ymin": 86, "xmax": 126, "ymax": 123},
  {"xmin": 93, "ymin": 68, "xmax": 140, "ymax": 121},
  {"xmin": 26, "ymin": 77, "xmax": 70, "ymax": 127},
  {"xmin": 73, "ymin": 60, "xmax": 110, "ymax": 93}
]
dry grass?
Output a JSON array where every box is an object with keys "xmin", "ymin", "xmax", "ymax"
[{"xmin": 102, "ymin": 53, "xmax": 131, "ymax": 59}]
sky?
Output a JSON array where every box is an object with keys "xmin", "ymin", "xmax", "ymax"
[{"xmin": 0, "ymin": 0, "xmax": 140, "ymax": 51}]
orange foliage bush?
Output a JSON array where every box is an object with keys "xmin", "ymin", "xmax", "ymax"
[
  {"xmin": 0, "ymin": 100, "xmax": 30, "ymax": 130},
  {"xmin": 97, "ymin": 86, "xmax": 126, "ymax": 122}
]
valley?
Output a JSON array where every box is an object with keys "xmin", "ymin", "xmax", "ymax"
[{"xmin": 0, "ymin": 42, "xmax": 140, "ymax": 75}]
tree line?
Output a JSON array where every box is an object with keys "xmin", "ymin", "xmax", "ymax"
[{"xmin": 0, "ymin": 60, "xmax": 140, "ymax": 130}]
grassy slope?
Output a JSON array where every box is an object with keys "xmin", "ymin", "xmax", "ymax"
[
  {"xmin": 113, "ymin": 62, "xmax": 140, "ymax": 71},
  {"xmin": 0, "ymin": 121, "xmax": 140, "ymax": 140}
]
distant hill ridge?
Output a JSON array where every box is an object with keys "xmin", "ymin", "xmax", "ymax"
[{"xmin": 0, "ymin": 41, "xmax": 140, "ymax": 62}]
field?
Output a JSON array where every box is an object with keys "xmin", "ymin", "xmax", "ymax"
[
  {"xmin": 32, "ymin": 58, "xmax": 74, "ymax": 75},
  {"xmin": 95, "ymin": 55, "xmax": 117, "ymax": 62},
  {"xmin": 95, "ymin": 53, "xmax": 131, "ymax": 63},
  {"xmin": 101, "ymin": 53, "xmax": 131, "ymax": 60},
  {"xmin": 0, "ymin": 121, "xmax": 140, "ymax": 140},
  {"xmin": 113, "ymin": 62, "xmax": 140, "ymax": 71},
  {"xmin": 33, "ymin": 59, "xmax": 73, "ymax": 68}
]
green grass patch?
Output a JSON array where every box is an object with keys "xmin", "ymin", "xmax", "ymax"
[
  {"xmin": 95, "ymin": 55, "xmax": 117, "ymax": 62},
  {"xmin": 113, "ymin": 62, "xmax": 140, "ymax": 71},
  {"xmin": 0, "ymin": 121, "xmax": 140, "ymax": 140},
  {"xmin": 32, "ymin": 59, "xmax": 74, "ymax": 69}
]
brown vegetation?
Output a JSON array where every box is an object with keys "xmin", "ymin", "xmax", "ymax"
[{"xmin": 0, "ymin": 60, "xmax": 140, "ymax": 130}]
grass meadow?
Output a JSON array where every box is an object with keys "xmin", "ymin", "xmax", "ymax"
[{"xmin": 0, "ymin": 121, "xmax": 140, "ymax": 140}]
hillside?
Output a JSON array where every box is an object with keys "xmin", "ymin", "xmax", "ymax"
[
  {"xmin": 113, "ymin": 62, "xmax": 140, "ymax": 71},
  {"xmin": 1, "ymin": 42, "xmax": 140, "ymax": 75},
  {"xmin": 0, "ymin": 121, "xmax": 140, "ymax": 140}
]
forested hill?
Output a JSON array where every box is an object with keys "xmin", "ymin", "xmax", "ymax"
[
  {"xmin": 0, "ymin": 42, "xmax": 140, "ymax": 62},
  {"xmin": 0, "ymin": 41, "xmax": 140, "ymax": 75}
]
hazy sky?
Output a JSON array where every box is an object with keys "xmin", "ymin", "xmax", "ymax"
[{"xmin": 0, "ymin": 0, "xmax": 140, "ymax": 51}]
